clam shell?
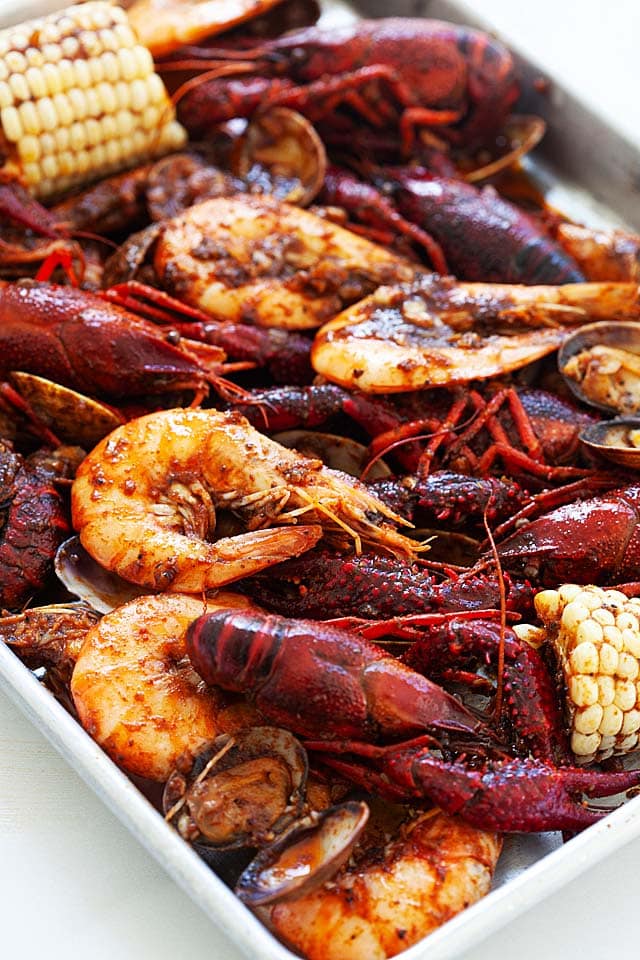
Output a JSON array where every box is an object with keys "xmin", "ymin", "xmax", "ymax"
[
  {"xmin": 236, "ymin": 801, "xmax": 369, "ymax": 906},
  {"xmin": 231, "ymin": 107, "xmax": 327, "ymax": 206},
  {"xmin": 273, "ymin": 430, "xmax": 391, "ymax": 480},
  {"xmin": 580, "ymin": 416, "xmax": 640, "ymax": 467},
  {"xmin": 55, "ymin": 536, "xmax": 144, "ymax": 613},
  {"xmin": 558, "ymin": 321, "xmax": 640, "ymax": 414}
]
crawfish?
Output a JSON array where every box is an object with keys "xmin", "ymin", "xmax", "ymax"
[
  {"xmin": 321, "ymin": 166, "xmax": 585, "ymax": 284},
  {"xmin": 170, "ymin": 18, "xmax": 519, "ymax": 152},
  {"xmin": 186, "ymin": 609, "xmax": 640, "ymax": 833},
  {"xmin": 0, "ymin": 440, "xmax": 84, "ymax": 610},
  {"xmin": 0, "ymin": 281, "xmax": 240, "ymax": 405}
]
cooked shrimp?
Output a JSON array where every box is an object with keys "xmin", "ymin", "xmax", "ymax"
[
  {"xmin": 127, "ymin": 0, "xmax": 284, "ymax": 58},
  {"xmin": 311, "ymin": 274, "xmax": 640, "ymax": 392},
  {"xmin": 71, "ymin": 408, "xmax": 417, "ymax": 593},
  {"xmin": 154, "ymin": 195, "xmax": 416, "ymax": 329},
  {"xmin": 265, "ymin": 809, "xmax": 501, "ymax": 960},
  {"xmin": 70, "ymin": 592, "xmax": 260, "ymax": 781},
  {"xmin": 556, "ymin": 223, "xmax": 640, "ymax": 282}
]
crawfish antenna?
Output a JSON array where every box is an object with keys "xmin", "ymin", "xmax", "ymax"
[{"xmin": 482, "ymin": 500, "xmax": 507, "ymax": 720}]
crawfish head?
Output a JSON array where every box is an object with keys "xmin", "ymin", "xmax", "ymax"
[
  {"xmin": 496, "ymin": 483, "xmax": 640, "ymax": 585},
  {"xmin": 0, "ymin": 281, "xmax": 222, "ymax": 402}
]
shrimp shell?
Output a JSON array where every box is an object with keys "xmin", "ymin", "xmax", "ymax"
[
  {"xmin": 70, "ymin": 592, "xmax": 259, "ymax": 781},
  {"xmin": 71, "ymin": 408, "xmax": 417, "ymax": 594}
]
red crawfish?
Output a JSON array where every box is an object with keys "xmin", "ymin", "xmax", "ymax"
[
  {"xmin": 0, "ymin": 441, "xmax": 84, "ymax": 610},
  {"xmin": 170, "ymin": 18, "xmax": 520, "ymax": 152},
  {"xmin": 0, "ymin": 281, "xmax": 241, "ymax": 404},
  {"xmin": 186, "ymin": 609, "xmax": 640, "ymax": 832},
  {"xmin": 495, "ymin": 482, "xmax": 640, "ymax": 586},
  {"xmin": 320, "ymin": 166, "xmax": 585, "ymax": 284}
]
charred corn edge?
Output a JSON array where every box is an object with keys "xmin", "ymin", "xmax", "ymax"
[
  {"xmin": 0, "ymin": 1, "xmax": 186, "ymax": 198},
  {"xmin": 528, "ymin": 584, "xmax": 640, "ymax": 762}
]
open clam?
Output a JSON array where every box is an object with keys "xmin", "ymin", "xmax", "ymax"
[
  {"xmin": 272, "ymin": 430, "xmax": 391, "ymax": 480},
  {"xmin": 236, "ymin": 801, "xmax": 369, "ymax": 907},
  {"xmin": 579, "ymin": 416, "xmax": 640, "ymax": 468},
  {"xmin": 163, "ymin": 727, "xmax": 309, "ymax": 854},
  {"xmin": 558, "ymin": 321, "xmax": 640, "ymax": 414},
  {"xmin": 231, "ymin": 107, "xmax": 327, "ymax": 206}
]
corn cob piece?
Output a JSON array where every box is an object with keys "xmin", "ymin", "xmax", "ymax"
[
  {"xmin": 0, "ymin": 1, "xmax": 186, "ymax": 198},
  {"xmin": 517, "ymin": 584, "xmax": 640, "ymax": 763}
]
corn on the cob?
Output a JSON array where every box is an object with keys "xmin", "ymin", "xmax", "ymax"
[
  {"xmin": 0, "ymin": 1, "xmax": 185, "ymax": 198},
  {"xmin": 516, "ymin": 584, "xmax": 640, "ymax": 763}
]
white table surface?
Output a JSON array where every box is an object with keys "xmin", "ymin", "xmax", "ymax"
[{"xmin": 2, "ymin": 1, "xmax": 640, "ymax": 958}]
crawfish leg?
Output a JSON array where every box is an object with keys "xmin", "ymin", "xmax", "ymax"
[{"xmin": 388, "ymin": 750, "xmax": 640, "ymax": 832}]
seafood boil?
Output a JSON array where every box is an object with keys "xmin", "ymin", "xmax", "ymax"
[{"xmin": 2, "ymin": 2, "xmax": 640, "ymax": 959}]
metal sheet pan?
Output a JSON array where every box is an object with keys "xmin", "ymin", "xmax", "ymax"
[{"xmin": 2, "ymin": 2, "xmax": 640, "ymax": 959}]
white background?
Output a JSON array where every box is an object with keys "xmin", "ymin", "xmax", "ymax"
[{"xmin": 1, "ymin": 1, "xmax": 640, "ymax": 958}]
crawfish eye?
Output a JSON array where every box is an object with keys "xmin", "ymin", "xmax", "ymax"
[{"xmin": 165, "ymin": 329, "xmax": 181, "ymax": 346}]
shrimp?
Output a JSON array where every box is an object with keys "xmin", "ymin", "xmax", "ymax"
[
  {"xmin": 127, "ymin": 0, "xmax": 284, "ymax": 58},
  {"xmin": 265, "ymin": 809, "xmax": 501, "ymax": 960},
  {"xmin": 153, "ymin": 195, "xmax": 416, "ymax": 329},
  {"xmin": 311, "ymin": 274, "xmax": 640, "ymax": 392},
  {"xmin": 71, "ymin": 408, "xmax": 417, "ymax": 593},
  {"xmin": 70, "ymin": 592, "xmax": 260, "ymax": 781}
]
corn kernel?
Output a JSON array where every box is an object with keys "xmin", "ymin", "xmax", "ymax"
[
  {"xmin": 37, "ymin": 96, "xmax": 58, "ymax": 132},
  {"xmin": 619, "ymin": 734, "xmax": 638, "ymax": 751},
  {"xmin": 100, "ymin": 114, "xmax": 117, "ymax": 142},
  {"xmin": 56, "ymin": 16, "xmax": 75, "ymax": 37},
  {"xmin": 100, "ymin": 52, "xmax": 120, "ymax": 84},
  {"xmin": 91, "ymin": 5, "xmax": 112, "ymax": 30},
  {"xmin": 111, "ymin": 6, "xmax": 128, "ymax": 24},
  {"xmin": 622, "ymin": 627, "xmax": 640, "ymax": 657},
  {"xmin": 592, "ymin": 607, "xmax": 615, "ymax": 627},
  {"xmin": 569, "ymin": 674, "xmax": 598, "ymax": 707},
  {"xmin": 5, "ymin": 50, "xmax": 27, "ymax": 75},
  {"xmin": 18, "ymin": 133, "xmax": 40, "ymax": 162},
  {"xmin": 599, "ymin": 703, "xmax": 623, "ymax": 736},
  {"xmin": 60, "ymin": 36, "xmax": 80, "ymax": 60},
  {"xmin": 41, "ymin": 44, "xmax": 62, "ymax": 64},
  {"xmin": 577, "ymin": 589, "xmax": 603, "ymax": 611},
  {"xmin": 68, "ymin": 122, "xmax": 87, "ymax": 151},
  {"xmin": 39, "ymin": 131, "xmax": 55, "ymax": 155},
  {"xmin": 10, "ymin": 32, "xmax": 28, "ymax": 52},
  {"xmin": 569, "ymin": 641, "xmax": 599, "ymax": 675},
  {"xmin": 621, "ymin": 709, "xmax": 640, "ymax": 735},
  {"xmin": 54, "ymin": 127, "xmax": 70, "ymax": 151},
  {"xmin": 75, "ymin": 148, "xmax": 91, "ymax": 174},
  {"xmin": 99, "ymin": 28, "xmax": 119, "ymax": 53},
  {"xmin": 561, "ymin": 601, "xmax": 590, "ymax": 632},
  {"xmin": 52, "ymin": 92, "xmax": 73, "ymax": 127},
  {"xmin": 603, "ymin": 590, "xmax": 628, "ymax": 609},
  {"xmin": 614, "ymin": 679, "xmax": 637, "ymax": 711},
  {"xmin": 41, "ymin": 153, "xmax": 59, "ymax": 180},
  {"xmin": 117, "ymin": 47, "xmax": 137, "ymax": 81},
  {"xmin": 105, "ymin": 138, "xmax": 122, "ymax": 164},
  {"xmin": 57, "ymin": 59, "xmax": 75, "ymax": 90},
  {"xmin": 616, "ymin": 651, "xmax": 639, "ymax": 680},
  {"xmin": 74, "ymin": 59, "xmax": 91, "ymax": 90},
  {"xmin": 25, "ymin": 48, "xmax": 45, "ymax": 69},
  {"xmin": 603, "ymin": 624, "xmax": 623, "ymax": 650},
  {"xmin": 599, "ymin": 643, "xmax": 619, "ymax": 675},
  {"xmin": 1, "ymin": 105, "xmax": 22, "ymax": 142},
  {"xmin": 0, "ymin": 81, "xmax": 13, "ymax": 108},
  {"xmin": 576, "ymin": 618, "xmax": 603, "ymax": 647},
  {"xmin": 68, "ymin": 88, "xmax": 87, "ymax": 121},
  {"xmin": 18, "ymin": 101, "xmax": 40, "ymax": 136},
  {"xmin": 597, "ymin": 675, "xmax": 616, "ymax": 706},
  {"xmin": 9, "ymin": 74, "xmax": 30, "ymax": 103},
  {"xmin": 534, "ymin": 590, "xmax": 561, "ymax": 623},
  {"xmin": 574, "ymin": 703, "xmax": 604, "ymax": 735},
  {"xmin": 134, "ymin": 45, "xmax": 154, "ymax": 77},
  {"xmin": 57, "ymin": 150, "xmax": 75, "ymax": 176},
  {"xmin": 571, "ymin": 731, "xmax": 600, "ymax": 756},
  {"xmin": 147, "ymin": 73, "xmax": 166, "ymax": 104},
  {"xmin": 22, "ymin": 162, "xmax": 40, "ymax": 185},
  {"xmin": 89, "ymin": 59, "xmax": 105, "ymax": 85},
  {"xmin": 616, "ymin": 612, "xmax": 639, "ymax": 632},
  {"xmin": 513, "ymin": 624, "xmax": 547, "ymax": 648},
  {"xmin": 96, "ymin": 81, "xmax": 116, "ymax": 114},
  {"xmin": 141, "ymin": 105, "xmax": 160, "ymax": 130},
  {"xmin": 116, "ymin": 109, "xmax": 134, "ymax": 136},
  {"xmin": 85, "ymin": 89, "xmax": 101, "ymax": 119},
  {"xmin": 88, "ymin": 143, "xmax": 107, "ymax": 170},
  {"xmin": 42, "ymin": 61, "xmax": 63, "ymax": 95},
  {"xmin": 85, "ymin": 118, "xmax": 101, "ymax": 147},
  {"xmin": 129, "ymin": 78, "xmax": 149, "ymax": 112}
]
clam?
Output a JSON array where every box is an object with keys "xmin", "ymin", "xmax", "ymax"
[
  {"xmin": 236, "ymin": 801, "xmax": 369, "ymax": 907},
  {"xmin": 55, "ymin": 536, "xmax": 144, "ymax": 614},
  {"xmin": 163, "ymin": 727, "xmax": 309, "ymax": 854},
  {"xmin": 231, "ymin": 107, "xmax": 327, "ymax": 206},
  {"xmin": 9, "ymin": 372, "xmax": 125, "ymax": 447},
  {"xmin": 464, "ymin": 115, "xmax": 547, "ymax": 183},
  {"xmin": 558, "ymin": 321, "xmax": 640, "ymax": 414},
  {"xmin": 273, "ymin": 430, "xmax": 391, "ymax": 479},
  {"xmin": 579, "ymin": 416, "xmax": 640, "ymax": 467}
]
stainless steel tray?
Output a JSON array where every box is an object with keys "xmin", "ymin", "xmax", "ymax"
[{"xmin": 2, "ymin": 2, "xmax": 640, "ymax": 959}]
